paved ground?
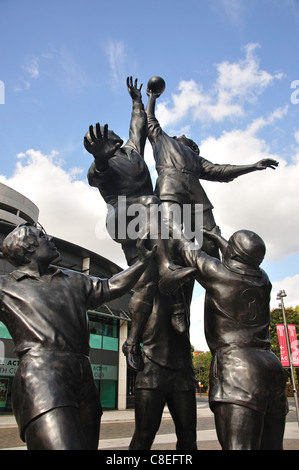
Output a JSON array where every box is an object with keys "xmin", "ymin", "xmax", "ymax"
[{"xmin": 0, "ymin": 397, "xmax": 298, "ymax": 451}]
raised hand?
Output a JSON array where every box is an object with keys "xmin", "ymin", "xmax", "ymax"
[
  {"xmin": 127, "ymin": 76, "xmax": 143, "ymax": 102},
  {"xmin": 84, "ymin": 123, "xmax": 122, "ymax": 165}
]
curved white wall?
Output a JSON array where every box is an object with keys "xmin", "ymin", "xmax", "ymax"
[{"xmin": 0, "ymin": 182, "xmax": 39, "ymax": 225}]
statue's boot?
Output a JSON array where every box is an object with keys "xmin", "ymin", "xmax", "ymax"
[{"xmin": 121, "ymin": 285, "xmax": 155, "ymax": 372}]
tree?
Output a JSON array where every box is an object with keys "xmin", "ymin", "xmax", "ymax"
[{"xmin": 192, "ymin": 350, "xmax": 212, "ymax": 391}]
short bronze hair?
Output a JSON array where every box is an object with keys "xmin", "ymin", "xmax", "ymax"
[
  {"xmin": 2, "ymin": 223, "xmax": 39, "ymax": 267},
  {"xmin": 173, "ymin": 135, "xmax": 200, "ymax": 155}
]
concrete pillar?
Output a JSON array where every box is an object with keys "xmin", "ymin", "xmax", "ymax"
[
  {"xmin": 82, "ymin": 257, "xmax": 90, "ymax": 274},
  {"xmin": 118, "ymin": 320, "xmax": 128, "ymax": 410}
]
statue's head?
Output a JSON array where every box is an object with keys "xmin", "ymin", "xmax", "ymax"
[
  {"xmin": 2, "ymin": 224, "xmax": 59, "ymax": 267},
  {"xmin": 224, "ymin": 230, "xmax": 266, "ymax": 268},
  {"xmin": 173, "ymin": 135, "xmax": 199, "ymax": 155}
]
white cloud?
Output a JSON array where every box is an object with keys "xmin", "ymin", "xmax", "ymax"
[
  {"xmin": 217, "ymin": 0, "xmax": 243, "ymax": 23},
  {"xmin": 105, "ymin": 40, "xmax": 126, "ymax": 89},
  {"xmin": 271, "ymin": 274, "xmax": 299, "ymax": 310},
  {"xmin": 246, "ymin": 105, "xmax": 288, "ymax": 135},
  {"xmin": 14, "ymin": 47, "xmax": 91, "ymax": 94},
  {"xmin": 23, "ymin": 56, "xmax": 40, "ymax": 79},
  {"xmin": 214, "ymin": 43, "xmax": 282, "ymax": 106},
  {"xmin": 156, "ymin": 43, "xmax": 283, "ymax": 126},
  {"xmin": 198, "ymin": 110, "xmax": 299, "ymax": 262},
  {"xmin": 14, "ymin": 56, "xmax": 40, "ymax": 92},
  {"xmin": 0, "ymin": 149, "xmax": 126, "ymax": 268}
]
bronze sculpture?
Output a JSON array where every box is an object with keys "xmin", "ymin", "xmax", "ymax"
[
  {"xmin": 0, "ymin": 223, "xmax": 155, "ymax": 449},
  {"xmin": 175, "ymin": 229, "xmax": 288, "ymax": 449},
  {"xmin": 84, "ymin": 77, "xmax": 195, "ymax": 372}
]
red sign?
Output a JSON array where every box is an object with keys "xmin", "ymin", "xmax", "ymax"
[
  {"xmin": 277, "ymin": 324, "xmax": 299, "ymax": 367},
  {"xmin": 288, "ymin": 325, "xmax": 299, "ymax": 367},
  {"xmin": 277, "ymin": 325, "xmax": 289, "ymax": 366}
]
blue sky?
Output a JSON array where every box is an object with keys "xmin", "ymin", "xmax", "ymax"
[{"xmin": 0, "ymin": 0, "xmax": 299, "ymax": 349}]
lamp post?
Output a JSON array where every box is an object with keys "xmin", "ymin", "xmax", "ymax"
[
  {"xmin": 198, "ymin": 358, "xmax": 201, "ymax": 397},
  {"xmin": 276, "ymin": 290, "xmax": 299, "ymax": 425}
]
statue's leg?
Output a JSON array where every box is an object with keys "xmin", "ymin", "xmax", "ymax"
[
  {"xmin": 24, "ymin": 406, "xmax": 90, "ymax": 450},
  {"xmin": 213, "ymin": 403, "xmax": 263, "ymax": 450},
  {"xmin": 77, "ymin": 383, "xmax": 102, "ymax": 450},
  {"xmin": 167, "ymin": 390, "xmax": 197, "ymax": 450},
  {"xmin": 129, "ymin": 389, "xmax": 166, "ymax": 450},
  {"xmin": 122, "ymin": 268, "xmax": 157, "ymax": 371},
  {"xmin": 260, "ymin": 414, "xmax": 285, "ymax": 450}
]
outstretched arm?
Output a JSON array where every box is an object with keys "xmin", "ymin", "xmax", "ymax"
[
  {"xmin": 201, "ymin": 158, "xmax": 279, "ymax": 183},
  {"xmin": 108, "ymin": 237, "xmax": 157, "ymax": 300},
  {"xmin": 227, "ymin": 158, "xmax": 279, "ymax": 180},
  {"xmin": 127, "ymin": 76, "xmax": 147, "ymax": 157},
  {"xmin": 202, "ymin": 229, "xmax": 228, "ymax": 257}
]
